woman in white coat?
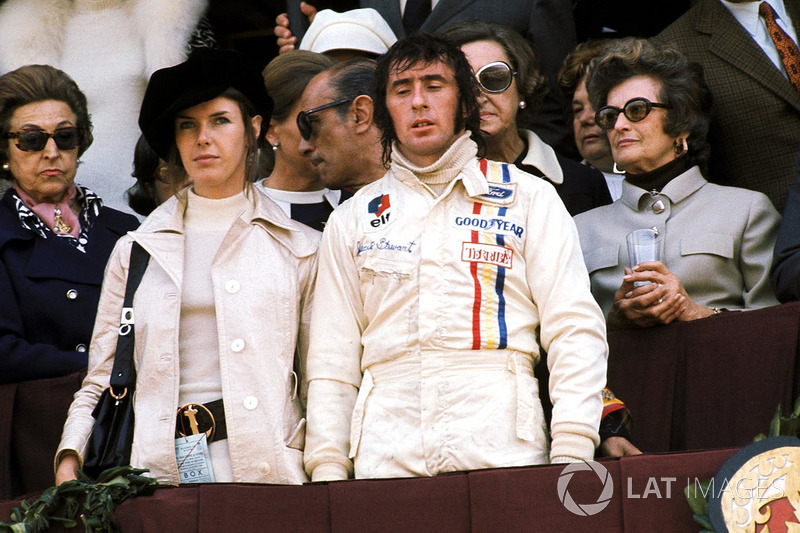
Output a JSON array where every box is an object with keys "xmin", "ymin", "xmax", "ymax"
[{"xmin": 55, "ymin": 49, "xmax": 319, "ymax": 485}]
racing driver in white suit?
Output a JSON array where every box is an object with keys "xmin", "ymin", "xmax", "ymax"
[{"xmin": 304, "ymin": 33, "xmax": 608, "ymax": 481}]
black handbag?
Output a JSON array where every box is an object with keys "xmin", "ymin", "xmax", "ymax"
[{"xmin": 83, "ymin": 242, "xmax": 150, "ymax": 479}]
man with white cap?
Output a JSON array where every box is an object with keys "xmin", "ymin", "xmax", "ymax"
[{"xmin": 299, "ymin": 8, "xmax": 397, "ymax": 61}]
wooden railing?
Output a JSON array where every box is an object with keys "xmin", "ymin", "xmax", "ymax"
[{"xmin": 5, "ymin": 302, "xmax": 799, "ymax": 529}]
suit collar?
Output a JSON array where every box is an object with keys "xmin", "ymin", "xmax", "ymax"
[
  {"xmin": 621, "ymin": 164, "xmax": 706, "ymax": 211},
  {"xmin": 519, "ymin": 129, "xmax": 564, "ymax": 184},
  {"xmin": 787, "ymin": 0, "xmax": 800, "ymax": 30},
  {"xmin": 718, "ymin": 0, "xmax": 791, "ymax": 37},
  {"xmin": 0, "ymin": 189, "xmax": 35, "ymax": 244},
  {"xmin": 5, "ymin": 202, "xmax": 139, "ymax": 285},
  {"xmin": 0, "ymin": 187, "xmax": 134, "ymax": 246},
  {"xmin": 130, "ymin": 185, "xmax": 316, "ymax": 279},
  {"xmin": 362, "ymin": 0, "xmax": 404, "ymax": 37},
  {"xmin": 421, "ymin": 0, "xmax": 477, "ymax": 34},
  {"xmin": 698, "ymin": 0, "xmax": 800, "ymax": 106},
  {"xmin": 363, "ymin": 0, "xmax": 476, "ymax": 37}
]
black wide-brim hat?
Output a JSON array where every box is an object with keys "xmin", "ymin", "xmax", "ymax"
[{"xmin": 138, "ymin": 48, "xmax": 273, "ymax": 160}]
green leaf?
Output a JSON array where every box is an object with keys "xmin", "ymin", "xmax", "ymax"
[
  {"xmin": 693, "ymin": 513, "xmax": 714, "ymax": 529},
  {"xmin": 779, "ymin": 416, "xmax": 800, "ymax": 437},
  {"xmin": 0, "ymin": 467, "xmax": 157, "ymax": 533},
  {"xmin": 684, "ymin": 479, "xmax": 711, "ymax": 515},
  {"xmin": 9, "ymin": 523, "xmax": 29, "ymax": 533},
  {"xmin": 769, "ymin": 403, "xmax": 782, "ymax": 437}
]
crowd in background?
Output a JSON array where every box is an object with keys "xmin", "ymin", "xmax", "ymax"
[{"xmin": 0, "ymin": 0, "xmax": 798, "ymax": 495}]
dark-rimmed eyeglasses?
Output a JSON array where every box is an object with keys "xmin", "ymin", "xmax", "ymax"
[
  {"xmin": 595, "ymin": 98, "xmax": 671, "ymax": 130},
  {"xmin": 5, "ymin": 127, "xmax": 81, "ymax": 152},
  {"xmin": 475, "ymin": 61, "xmax": 517, "ymax": 93},
  {"xmin": 296, "ymin": 99, "xmax": 354, "ymax": 140}
]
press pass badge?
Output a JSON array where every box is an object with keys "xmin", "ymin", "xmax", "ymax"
[{"xmin": 175, "ymin": 433, "xmax": 216, "ymax": 483}]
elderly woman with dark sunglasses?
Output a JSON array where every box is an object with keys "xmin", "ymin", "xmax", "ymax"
[
  {"xmin": 574, "ymin": 38, "xmax": 780, "ymax": 329},
  {"xmin": 443, "ymin": 21, "xmax": 611, "ymax": 216},
  {"xmin": 0, "ymin": 65, "xmax": 139, "ymax": 384}
]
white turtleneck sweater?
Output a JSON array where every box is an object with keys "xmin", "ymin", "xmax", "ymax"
[
  {"xmin": 390, "ymin": 132, "xmax": 477, "ymax": 197},
  {"xmin": 178, "ymin": 187, "xmax": 251, "ymax": 482}
]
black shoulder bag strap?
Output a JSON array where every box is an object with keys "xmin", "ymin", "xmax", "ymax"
[{"xmin": 108, "ymin": 241, "xmax": 150, "ymax": 395}]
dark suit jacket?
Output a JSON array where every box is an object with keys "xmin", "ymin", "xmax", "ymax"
[
  {"xmin": 653, "ymin": 0, "xmax": 800, "ymax": 212},
  {"xmin": 771, "ymin": 153, "xmax": 800, "ymax": 301},
  {"xmin": 0, "ymin": 189, "xmax": 139, "ymax": 383},
  {"xmin": 290, "ymin": 0, "xmax": 578, "ymax": 158}
]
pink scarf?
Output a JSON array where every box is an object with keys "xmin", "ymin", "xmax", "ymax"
[{"xmin": 13, "ymin": 183, "xmax": 81, "ymax": 238}]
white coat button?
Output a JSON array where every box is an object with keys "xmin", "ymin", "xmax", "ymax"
[
  {"xmin": 231, "ymin": 339, "xmax": 245, "ymax": 352},
  {"xmin": 66, "ymin": 289, "xmax": 78, "ymax": 300},
  {"xmin": 243, "ymin": 396, "xmax": 258, "ymax": 410},
  {"xmin": 225, "ymin": 280, "xmax": 240, "ymax": 294},
  {"xmin": 257, "ymin": 462, "xmax": 271, "ymax": 476},
  {"xmin": 75, "ymin": 344, "xmax": 87, "ymax": 352}
]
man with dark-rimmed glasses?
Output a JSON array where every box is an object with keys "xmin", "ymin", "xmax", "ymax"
[{"xmin": 296, "ymin": 59, "xmax": 385, "ymax": 192}]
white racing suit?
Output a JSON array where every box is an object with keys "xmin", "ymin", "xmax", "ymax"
[{"xmin": 304, "ymin": 155, "xmax": 608, "ymax": 481}]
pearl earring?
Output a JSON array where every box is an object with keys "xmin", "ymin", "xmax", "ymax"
[
  {"xmin": 518, "ymin": 100, "xmax": 526, "ymax": 110},
  {"xmin": 1, "ymin": 162, "xmax": 9, "ymax": 171},
  {"xmin": 272, "ymin": 142, "xmax": 279, "ymax": 152}
]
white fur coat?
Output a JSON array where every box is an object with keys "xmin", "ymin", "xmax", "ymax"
[
  {"xmin": 0, "ymin": 0, "xmax": 207, "ymax": 76},
  {"xmin": 0, "ymin": 0, "xmax": 209, "ymax": 214}
]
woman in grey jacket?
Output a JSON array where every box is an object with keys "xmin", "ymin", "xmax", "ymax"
[{"xmin": 574, "ymin": 38, "xmax": 779, "ymax": 329}]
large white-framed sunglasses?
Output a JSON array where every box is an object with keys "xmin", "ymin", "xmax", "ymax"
[{"xmin": 475, "ymin": 61, "xmax": 517, "ymax": 93}]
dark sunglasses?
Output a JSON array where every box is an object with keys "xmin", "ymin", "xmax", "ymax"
[
  {"xmin": 296, "ymin": 99, "xmax": 353, "ymax": 140},
  {"xmin": 595, "ymin": 98, "xmax": 671, "ymax": 130},
  {"xmin": 6, "ymin": 127, "xmax": 81, "ymax": 152},
  {"xmin": 475, "ymin": 61, "xmax": 516, "ymax": 93}
]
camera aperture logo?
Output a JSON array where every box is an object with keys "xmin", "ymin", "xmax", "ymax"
[{"xmin": 557, "ymin": 461, "xmax": 614, "ymax": 516}]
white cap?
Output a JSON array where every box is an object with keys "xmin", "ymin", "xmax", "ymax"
[{"xmin": 299, "ymin": 8, "xmax": 397, "ymax": 56}]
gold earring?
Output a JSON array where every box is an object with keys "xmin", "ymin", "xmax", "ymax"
[{"xmin": 675, "ymin": 138, "xmax": 688, "ymax": 156}]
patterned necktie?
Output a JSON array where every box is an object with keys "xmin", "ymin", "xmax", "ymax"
[
  {"xmin": 403, "ymin": 0, "xmax": 431, "ymax": 35},
  {"xmin": 759, "ymin": 1, "xmax": 800, "ymax": 95}
]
